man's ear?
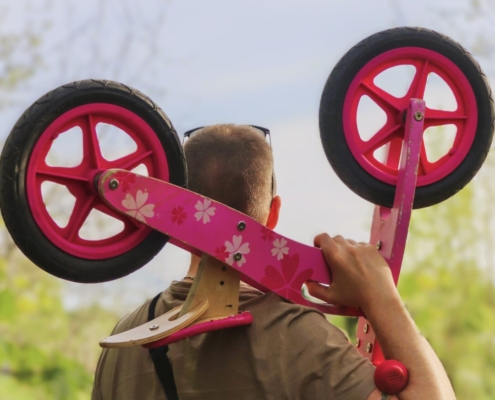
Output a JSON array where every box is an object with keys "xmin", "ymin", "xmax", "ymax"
[{"xmin": 266, "ymin": 196, "xmax": 281, "ymax": 229}]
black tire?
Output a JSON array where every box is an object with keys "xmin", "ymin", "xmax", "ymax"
[
  {"xmin": 0, "ymin": 80, "xmax": 187, "ymax": 283},
  {"xmin": 319, "ymin": 27, "xmax": 494, "ymax": 208}
]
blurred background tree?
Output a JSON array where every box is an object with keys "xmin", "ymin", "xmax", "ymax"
[
  {"xmin": 331, "ymin": 163, "xmax": 495, "ymax": 400},
  {"xmin": 0, "ymin": 244, "xmax": 119, "ymax": 399},
  {"xmin": 400, "ymin": 184, "xmax": 495, "ymax": 399}
]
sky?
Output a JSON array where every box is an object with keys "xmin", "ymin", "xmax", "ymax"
[{"xmin": 1, "ymin": 0, "xmax": 494, "ymax": 311}]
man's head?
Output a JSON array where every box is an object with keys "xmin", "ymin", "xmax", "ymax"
[{"xmin": 184, "ymin": 124, "xmax": 280, "ymax": 228}]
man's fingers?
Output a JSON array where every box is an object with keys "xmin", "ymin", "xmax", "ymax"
[
  {"xmin": 332, "ymin": 235, "xmax": 347, "ymax": 244},
  {"xmin": 314, "ymin": 233, "xmax": 335, "ymax": 249},
  {"xmin": 305, "ymin": 281, "xmax": 335, "ymax": 304}
]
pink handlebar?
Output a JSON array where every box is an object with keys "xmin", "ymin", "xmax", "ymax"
[{"xmin": 374, "ymin": 360, "xmax": 409, "ymax": 394}]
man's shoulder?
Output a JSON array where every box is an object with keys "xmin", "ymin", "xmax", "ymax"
[
  {"xmin": 112, "ymin": 302, "xmax": 151, "ymax": 335},
  {"xmin": 112, "ymin": 292, "xmax": 165, "ymax": 335},
  {"xmin": 241, "ymin": 290, "xmax": 337, "ymax": 333},
  {"xmin": 112, "ymin": 282, "xmax": 333, "ymax": 337}
]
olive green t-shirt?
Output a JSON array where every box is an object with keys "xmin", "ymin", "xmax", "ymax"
[{"xmin": 92, "ymin": 281, "xmax": 376, "ymax": 400}]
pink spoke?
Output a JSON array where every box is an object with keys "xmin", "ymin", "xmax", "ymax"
[
  {"xmin": 82, "ymin": 115, "xmax": 104, "ymax": 168},
  {"xmin": 385, "ymin": 138, "xmax": 403, "ymax": 169},
  {"xmin": 93, "ymin": 199, "xmax": 142, "ymax": 230},
  {"xmin": 361, "ymin": 123, "xmax": 402, "ymax": 154},
  {"xmin": 425, "ymin": 108, "xmax": 467, "ymax": 126},
  {"xmin": 64, "ymin": 195, "xmax": 95, "ymax": 241},
  {"xmin": 360, "ymin": 81, "xmax": 401, "ymax": 112},
  {"xmin": 418, "ymin": 141, "xmax": 432, "ymax": 176},
  {"xmin": 113, "ymin": 150, "xmax": 153, "ymax": 171},
  {"xmin": 405, "ymin": 60, "xmax": 429, "ymax": 99},
  {"xmin": 125, "ymin": 215, "xmax": 143, "ymax": 230},
  {"xmin": 36, "ymin": 166, "xmax": 89, "ymax": 186}
]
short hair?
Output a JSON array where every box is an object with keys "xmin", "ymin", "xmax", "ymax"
[{"xmin": 184, "ymin": 124, "xmax": 274, "ymax": 222}]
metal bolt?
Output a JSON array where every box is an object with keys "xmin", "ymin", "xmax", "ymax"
[
  {"xmin": 366, "ymin": 343, "xmax": 373, "ymax": 353},
  {"xmin": 233, "ymin": 252, "xmax": 242, "ymax": 261},
  {"xmin": 376, "ymin": 241, "xmax": 382, "ymax": 250},
  {"xmin": 109, "ymin": 179, "xmax": 119, "ymax": 190},
  {"xmin": 414, "ymin": 111, "xmax": 423, "ymax": 121},
  {"xmin": 363, "ymin": 323, "xmax": 369, "ymax": 333},
  {"xmin": 355, "ymin": 338, "xmax": 361, "ymax": 348},
  {"xmin": 149, "ymin": 324, "xmax": 159, "ymax": 331},
  {"xmin": 237, "ymin": 221, "xmax": 246, "ymax": 231}
]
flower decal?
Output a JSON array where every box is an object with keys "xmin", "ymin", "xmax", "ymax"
[
  {"xmin": 113, "ymin": 171, "xmax": 136, "ymax": 192},
  {"xmin": 260, "ymin": 254, "xmax": 313, "ymax": 303},
  {"xmin": 261, "ymin": 227, "xmax": 275, "ymax": 242},
  {"xmin": 122, "ymin": 190, "xmax": 155, "ymax": 223},
  {"xmin": 225, "ymin": 235, "xmax": 250, "ymax": 267},
  {"xmin": 171, "ymin": 206, "xmax": 187, "ymax": 225},
  {"xmin": 214, "ymin": 245, "xmax": 229, "ymax": 262},
  {"xmin": 194, "ymin": 198, "xmax": 216, "ymax": 224},
  {"xmin": 271, "ymin": 238, "xmax": 289, "ymax": 260}
]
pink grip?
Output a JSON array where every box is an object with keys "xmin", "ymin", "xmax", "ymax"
[{"xmin": 374, "ymin": 360, "xmax": 409, "ymax": 394}]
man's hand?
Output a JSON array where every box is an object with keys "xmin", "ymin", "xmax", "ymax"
[
  {"xmin": 305, "ymin": 233, "xmax": 399, "ymax": 312},
  {"xmin": 306, "ymin": 233, "xmax": 457, "ymax": 399}
]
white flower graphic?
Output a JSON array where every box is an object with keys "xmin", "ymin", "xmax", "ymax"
[
  {"xmin": 122, "ymin": 190, "xmax": 155, "ymax": 223},
  {"xmin": 194, "ymin": 198, "xmax": 216, "ymax": 224},
  {"xmin": 225, "ymin": 235, "xmax": 250, "ymax": 267},
  {"xmin": 271, "ymin": 238, "xmax": 289, "ymax": 260}
]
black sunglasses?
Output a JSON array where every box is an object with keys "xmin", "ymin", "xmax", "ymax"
[
  {"xmin": 182, "ymin": 125, "xmax": 275, "ymax": 198},
  {"xmin": 183, "ymin": 125, "xmax": 271, "ymax": 145}
]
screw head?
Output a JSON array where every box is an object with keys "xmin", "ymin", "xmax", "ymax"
[
  {"xmin": 233, "ymin": 252, "xmax": 242, "ymax": 261},
  {"xmin": 366, "ymin": 343, "xmax": 373, "ymax": 353},
  {"xmin": 414, "ymin": 111, "xmax": 423, "ymax": 121},
  {"xmin": 237, "ymin": 221, "xmax": 246, "ymax": 231},
  {"xmin": 376, "ymin": 241, "xmax": 382, "ymax": 250},
  {"xmin": 364, "ymin": 323, "xmax": 369, "ymax": 333},
  {"xmin": 355, "ymin": 338, "xmax": 361, "ymax": 348},
  {"xmin": 149, "ymin": 324, "xmax": 159, "ymax": 331},
  {"xmin": 109, "ymin": 179, "xmax": 119, "ymax": 190}
]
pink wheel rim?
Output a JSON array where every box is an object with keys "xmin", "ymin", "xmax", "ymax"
[
  {"xmin": 27, "ymin": 103, "xmax": 170, "ymax": 259},
  {"xmin": 343, "ymin": 47, "xmax": 478, "ymax": 186}
]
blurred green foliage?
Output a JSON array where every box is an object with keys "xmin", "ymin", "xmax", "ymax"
[
  {"xmin": 0, "ymin": 248, "xmax": 119, "ymax": 399},
  {"xmin": 331, "ymin": 182, "xmax": 495, "ymax": 399},
  {"xmin": 399, "ymin": 183, "xmax": 495, "ymax": 399}
]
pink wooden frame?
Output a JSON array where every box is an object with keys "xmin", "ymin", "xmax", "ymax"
[
  {"xmin": 356, "ymin": 99, "xmax": 425, "ymax": 364},
  {"xmin": 99, "ymin": 168, "xmax": 359, "ymax": 316}
]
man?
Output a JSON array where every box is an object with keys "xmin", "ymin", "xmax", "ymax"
[{"xmin": 92, "ymin": 125, "xmax": 455, "ymax": 399}]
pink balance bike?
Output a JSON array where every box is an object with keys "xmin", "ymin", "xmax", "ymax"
[{"xmin": 1, "ymin": 27, "xmax": 493, "ymax": 395}]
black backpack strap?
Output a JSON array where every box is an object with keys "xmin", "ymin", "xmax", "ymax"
[{"xmin": 148, "ymin": 293, "xmax": 179, "ymax": 400}]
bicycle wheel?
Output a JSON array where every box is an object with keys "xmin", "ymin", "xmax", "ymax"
[
  {"xmin": 0, "ymin": 80, "xmax": 186, "ymax": 282},
  {"xmin": 319, "ymin": 27, "xmax": 494, "ymax": 208}
]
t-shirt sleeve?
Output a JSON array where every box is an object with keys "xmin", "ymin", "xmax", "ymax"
[{"xmin": 281, "ymin": 309, "xmax": 376, "ymax": 400}]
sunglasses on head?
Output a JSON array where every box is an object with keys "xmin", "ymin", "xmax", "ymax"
[{"xmin": 183, "ymin": 125, "xmax": 271, "ymax": 146}]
